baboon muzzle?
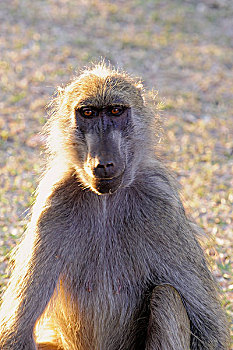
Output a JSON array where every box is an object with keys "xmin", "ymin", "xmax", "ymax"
[
  {"xmin": 86, "ymin": 154, "xmax": 124, "ymax": 194},
  {"xmin": 85, "ymin": 136, "xmax": 125, "ymax": 194}
]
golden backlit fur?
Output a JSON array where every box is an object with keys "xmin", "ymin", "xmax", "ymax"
[{"xmin": 0, "ymin": 64, "xmax": 229, "ymax": 350}]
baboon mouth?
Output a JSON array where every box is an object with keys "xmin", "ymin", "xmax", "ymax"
[{"xmin": 93, "ymin": 173, "xmax": 124, "ymax": 194}]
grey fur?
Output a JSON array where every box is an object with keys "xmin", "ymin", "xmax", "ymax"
[{"xmin": 0, "ymin": 64, "xmax": 229, "ymax": 350}]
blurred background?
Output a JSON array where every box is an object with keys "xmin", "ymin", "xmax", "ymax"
[{"xmin": 0, "ymin": 0, "xmax": 232, "ymax": 341}]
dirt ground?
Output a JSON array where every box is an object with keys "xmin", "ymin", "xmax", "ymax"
[{"xmin": 0, "ymin": 0, "xmax": 232, "ymax": 344}]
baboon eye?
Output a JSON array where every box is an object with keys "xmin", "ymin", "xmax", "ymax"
[
  {"xmin": 109, "ymin": 106, "xmax": 124, "ymax": 116},
  {"xmin": 79, "ymin": 107, "xmax": 98, "ymax": 118}
]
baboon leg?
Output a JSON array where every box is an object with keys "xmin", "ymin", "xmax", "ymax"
[
  {"xmin": 145, "ymin": 284, "xmax": 190, "ymax": 350},
  {"xmin": 37, "ymin": 342, "xmax": 61, "ymax": 350}
]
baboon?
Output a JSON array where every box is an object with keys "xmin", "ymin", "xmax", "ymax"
[{"xmin": 0, "ymin": 63, "xmax": 229, "ymax": 350}]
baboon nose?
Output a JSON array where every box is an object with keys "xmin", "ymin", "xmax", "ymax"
[{"xmin": 94, "ymin": 162, "xmax": 116, "ymax": 179}]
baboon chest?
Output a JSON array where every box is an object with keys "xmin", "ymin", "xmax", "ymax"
[
  {"xmin": 59, "ymin": 235, "xmax": 152, "ymax": 346},
  {"xmin": 54, "ymin": 193, "xmax": 156, "ymax": 348},
  {"xmin": 60, "ymin": 257, "xmax": 150, "ymax": 350}
]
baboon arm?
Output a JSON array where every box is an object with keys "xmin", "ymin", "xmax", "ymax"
[
  {"xmin": 145, "ymin": 284, "xmax": 191, "ymax": 350},
  {"xmin": 0, "ymin": 232, "xmax": 63, "ymax": 350}
]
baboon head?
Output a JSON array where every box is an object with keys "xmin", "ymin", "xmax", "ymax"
[{"xmin": 47, "ymin": 64, "xmax": 159, "ymax": 195}]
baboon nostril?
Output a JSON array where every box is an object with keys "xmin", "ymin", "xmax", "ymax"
[
  {"xmin": 94, "ymin": 162, "xmax": 116, "ymax": 178},
  {"xmin": 96, "ymin": 162, "xmax": 114, "ymax": 169},
  {"xmin": 96, "ymin": 164, "xmax": 105, "ymax": 169}
]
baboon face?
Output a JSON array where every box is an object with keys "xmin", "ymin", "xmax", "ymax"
[
  {"xmin": 54, "ymin": 70, "xmax": 146, "ymax": 195},
  {"xmin": 75, "ymin": 103, "xmax": 131, "ymax": 195}
]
